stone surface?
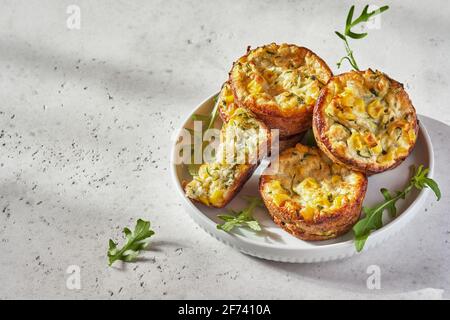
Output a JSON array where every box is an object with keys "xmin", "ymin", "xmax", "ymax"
[{"xmin": 0, "ymin": 0, "xmax": 449, "ymax": 299}]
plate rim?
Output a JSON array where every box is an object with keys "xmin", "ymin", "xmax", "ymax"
[{"xmin": 170, "ymin": 93, "xmax": 434, "ymax": 261}]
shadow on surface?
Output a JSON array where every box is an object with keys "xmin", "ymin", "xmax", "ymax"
[{"xmin": 0, "ymin": 38, "xmax": 192, "ymax": 101}]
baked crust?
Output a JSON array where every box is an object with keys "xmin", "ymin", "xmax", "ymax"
[
  {"xmin": 313, "ymin": 69, "xmax": 418, "ymax": 175},
  {"xmin": 259, "ymin": 144, "xmax": 367, "ymax": 240}
]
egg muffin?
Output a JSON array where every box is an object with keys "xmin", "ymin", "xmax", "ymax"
[
  {"xmin": 185, "ymin": 108, "xmax": 271, "ymax": 208},
  {"xmin": 313, "ymin": 69, "xmax": 418, "ymax": 175},
  {"xmin": 259, "ymin": 144, "xmax": 367, "ymax": 240},
  {"xmin": 229, "ymin": 43, "xmax": 332, "ymax": 138}
]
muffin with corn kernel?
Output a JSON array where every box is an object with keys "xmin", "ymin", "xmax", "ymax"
[
  {"xmin": 313, "ymin": 69, "xmax": 418, "ymax": 175},
  {"xmin": 185, "ymin": 108, "xmax": 271, "ymax": 208},
  {"xmin": 229, "ymin": 43, "xmax": 332, "ymax": 138},
  {"xmin": 259, "ymin": 144, "xmax": 367, "ymax": 241}
]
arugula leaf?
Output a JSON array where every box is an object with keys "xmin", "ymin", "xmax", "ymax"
[
  {"xmin": 108, "ymin": 219, "xmax": 155, "ymax": 266},
  {"xmin": 423, "ymin": 178, "xmax": 441, "ymax": 201},
  {"xmin": 353, "ymin": 165, "xmax": 441, "ymax": 252},
  {"xmin": 191, "ymin": 114, "xmax": 210, "ymax": 122},
  {"xmin": 335, "ymin": 5, "xmax": 389, "ymax": 70},
  {"xmin": 217, "ymin": 196, "xmax": 263, "ymax": 233},
  {"xmin": 188, "ymin": 94, "xmax": 220, "ymax": 176},
  {"xmin": 190, "ymin": 94, "xmax": 220, "ymax": 130},
  {"xmin": 304, "ymin": 129, "xmax": 317, "ymax": 147},
  {"xmin": 380, "ymin": 188, "xmax": 397, "ymax": 218},
  {"xmin": 207, "ymin": 93, "xmax": 220, "ymax": 130}
]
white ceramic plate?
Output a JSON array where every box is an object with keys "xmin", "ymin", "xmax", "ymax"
[{"xmin": 171, "ymin": 94, "xmax": 434, "ymax": 263}]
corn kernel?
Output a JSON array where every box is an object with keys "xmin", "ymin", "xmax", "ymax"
[
  {"xmin": 315, "ymin": 197, "xmax": 331, "ymax": 208},
  {"xmin": 300, "ymin": 206, "xmax": 316, "ymax": 221},
  {"xmin": 331, "ymin": 175, "xmax": 341, "ymax": 184},
  {"xmin": 345, "ymin": 110, "xmax": 356, "ymax": 120},
  {"xmin": 270, "ymin": 180, "xmax": 282, "ymax": 190},
  {"xmin": 247, "ymin": 79, "xmax": 263, "ymax": 95},
  {"xmin": 282, "ymin": 96, "xmax": 297, "ymax": 109},
  {"xmin": 377, "ymin": 150, "xmax": 394, "ymax": 163},
  {"xmin": 198, "ymin": 196, "xmax": 210, "ymax": 206},
  {"xmin": 209, "ymin": 189, "xmax": 224, "ymax": 205},
  {"xmin": 354, "ymin": 98, "xmax": 365, "ymax": 113},
  {"xmin": 395, "ymin": 147, "xmax": 408, "ymax": 156},
  {"xmin": 367, "ymin": 99, "xmax": 384, "ymax": 119},
  {"xmin": 349, "ymin": 133, "xmax": 363, "ymax": 150},
  {"xmin": 304, "ymin": 95, "xmax": 315, "ymax": 105},
  {"xmin": 273, "ymin": 193, "xmax": 291, "ymax": 206},
  {"xmin": 363, "ymin": 132, "xmax": 377, "ymax": 148},
  {"xmin": 408, "ymin": 129, "xmax": 416, "ymax": 142},
  {"xmin": 300, "ymin": 177, "xmax": 320, "ymax": 190},
  {"xmin": 224, "ymin": 94, "xmax": 234, "ymax": 104},
  {"xmin": 340, "ymin": 88, "xmax": 355, "ymax": 107},
  {"xmin": 371, "ymin": 144, "xmax": 383, "ymax": 155},
  {"xmin": 333, "ymin": 195, "xmax": 346, "ymax": 208}
]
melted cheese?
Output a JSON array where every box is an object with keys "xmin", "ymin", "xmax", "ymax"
[
  {"xmin": 230, "ymin": 43, "xmax": 331, "ymax": 116},
  {"xmin": 262, "ymin": 144, "xmax": 365, "ymax": 221},
  {"xmin": 321, "ymin": 69, "xmax": 417, "ymax": 166}
]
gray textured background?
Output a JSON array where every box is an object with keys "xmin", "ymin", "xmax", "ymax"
[{"xmin": 0, "ymin": 0, "xmax": 449, "ymax": 299}]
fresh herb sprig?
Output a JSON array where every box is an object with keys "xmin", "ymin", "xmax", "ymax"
[
  {"xmin": 108, "ymin": 219, "xmax": 155, "ymax": 266},
  {"xmin": 353, "ymin": 165, "xmax": 441, "ymax": 252},
  {"xmin": 335, "ymin": 5, "xmax": 389, "ymax": 70},
  {"xmin": 217, "ymin": 196, "xmax": 263, "ymax": 232},
  {"xmin": 188, "ymin": 94, "xmax": 220, "ymax": 176}
]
